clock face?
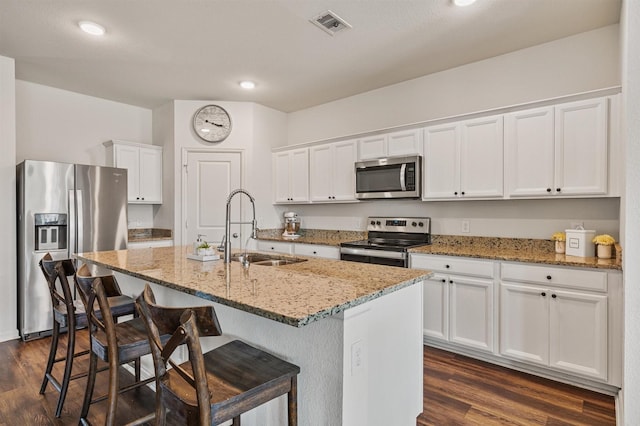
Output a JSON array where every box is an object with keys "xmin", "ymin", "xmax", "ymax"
[{"xmin": 193, "ymin": 105, "xmax": 232, "ymax": 142}]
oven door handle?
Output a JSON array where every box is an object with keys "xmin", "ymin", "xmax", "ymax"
[
  {"xmin": 399, "ymin": 163, "xmax": 406, "ymax": 191},
  {"xmin": 340, "ymin": 247, "xmax": 406, "ymax": 260}
]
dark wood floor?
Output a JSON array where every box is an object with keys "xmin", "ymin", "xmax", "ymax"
[
  {"xmin": 419, "ymin": 346, "xmax": 616, "ymax": 425},
  {"xmin": 0, "ymin": 331, "xmax": 616, "ymax": 425}
]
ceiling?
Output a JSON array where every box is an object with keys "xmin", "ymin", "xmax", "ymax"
[{"xmin": 0, "ymin": 0, "xmax": 621, "ymax": 113}]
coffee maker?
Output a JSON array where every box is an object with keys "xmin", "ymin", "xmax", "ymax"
[{"xmin": 282, "ymin": 211, "xmax": 301, "ymax": 238}]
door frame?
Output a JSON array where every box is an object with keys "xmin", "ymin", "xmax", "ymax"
[{"xmin": 180, "ymin": 148, "xmax": 245, "ymax": 246}]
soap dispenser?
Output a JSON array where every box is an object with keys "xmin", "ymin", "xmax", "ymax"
[{"xmin": 193, "ymin": 234, "xmax": 206, "ymax": 254}]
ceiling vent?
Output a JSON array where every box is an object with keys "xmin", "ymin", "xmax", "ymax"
[{"xmin": 310, "ymin": 10, "xmax": 352, "ymax": 36}]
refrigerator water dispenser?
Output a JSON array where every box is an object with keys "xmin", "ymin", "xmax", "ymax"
[{"xmin": 34, "ymin": 213, "xmax": 67, "ymax": 251}]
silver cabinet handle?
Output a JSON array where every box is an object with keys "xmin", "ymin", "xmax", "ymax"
[{"xmin": 232, "ymin": 233, "xmax": 239, "ymax": 238}]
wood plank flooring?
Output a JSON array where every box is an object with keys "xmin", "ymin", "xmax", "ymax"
[
  {"xmin": 418, "ymin": 346, "xmax": 616, "ymax": 425},
  {"xmin": 0, "ymin": 332, "xmax": 616, "ymax": 425}
]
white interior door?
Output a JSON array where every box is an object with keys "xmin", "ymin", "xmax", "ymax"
[{"xmin": 184, "ymin": 151, "xmax": 242, "ymax": 250}]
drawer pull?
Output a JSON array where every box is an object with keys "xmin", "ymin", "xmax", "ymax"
[
  {"xmin": 449, "ymin": 280, "xmax": 453, "ymax": 284},
  {"xmin": 445, "ymin": 264, "xmax": 450, "ymax": 269},
  {"xmin": 441, "ymin": 279, "xmax": 446, "ymax": 283},
  {"xmin": 546, "ymin": 275, "xmax": 552, "ymax": 280},
  {"xmin": 552, "ymin": 294, "xmax": 557, "ymax": 299},
  {"xmin": 541, "ymin": 292, "xmax": 546, "ymax": 297}
]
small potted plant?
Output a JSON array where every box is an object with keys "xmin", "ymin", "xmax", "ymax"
[
  {"xmin": 197, "ymin": 241, "xmax": 214, "ymax": 256},
  {"xmin": 551, "ymin": 232, "xmax": 566, "ymax": 254},
  {"xmin": 592, "ymin": 234, "xmax": 616, "ymax": 259}
]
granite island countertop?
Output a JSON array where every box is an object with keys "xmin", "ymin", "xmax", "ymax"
[{"xmin": 76, "ymin": 245, "xmax": 429, "ymax": 327}]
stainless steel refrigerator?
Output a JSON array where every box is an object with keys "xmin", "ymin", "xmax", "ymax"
[{"xmin": 16, "ymin": 160, "xmax": 128, "ymax": 340}]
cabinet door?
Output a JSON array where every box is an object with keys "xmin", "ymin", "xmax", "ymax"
[
  {"xmin": 358, "ymin": 135, "xmax": 387, "ymax": 160},
  {"xmin": 423, "ymin": 274, "xmax": 448, "ymax": 341},
  {"xmin": 387, "ymin": 129, "xmax": 422, "ymax": 157},
  {"xmin": 332, "ymin": 140, "xmax": 357, "ymax": 201},
  {"xmin": 555, "ymin": 98, "xmax": 608, "ymax": 195},
  {"xmin": 505, "ymin": 107, "xmax": 555, "ymax": 197},
  {"xmin": 460, "ymin": 115, "xmax": 504, "ymax": 198},
  {"xmin": 500, "ymin": 283, "xmax": 549, "ymax": 366},
  {"xmin": 449, "ymin": 275, "xmax": 494, "ymax": 352},
  {"xmin": 289, "ymin": 149, "xmax": 309, "ymax": 202},
  {"xmin": 549, "ymin": 289, "xmax": 608, "ymax": 381},
  {"xmin": 114, "ymin": 144, "xmax": 140, "ymax": 202},
  {"xmin": 309, "ymin": 144, "xmax": 333, "ymax": 202},
  {"xmin": 294, "ymin": 243, "xmax": 340, "ymax": 259},
  {"xmin": 423, "ymin": 124, "xmax": 459, "ymax": 199},
  {"xmin": 138, "ymin": 148, "xmax": 162, "ymax": 203},
  {"xmin": 273, "ymin": 152, "xmax": 292, "ymax": 203}
]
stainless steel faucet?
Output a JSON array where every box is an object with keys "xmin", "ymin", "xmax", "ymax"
[{"xmin": 224, "ymin": 189, "xmax": 258, "ymax": 263}]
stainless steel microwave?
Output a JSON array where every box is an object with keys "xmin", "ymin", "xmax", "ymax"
[{"xmin": 355, "ymin": 155, "xmax": 422, "ymax": 199}]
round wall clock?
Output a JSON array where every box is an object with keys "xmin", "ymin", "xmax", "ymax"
[{"xmin": 192, "ymin": 104, "xmax": 232, "ymax": 142}]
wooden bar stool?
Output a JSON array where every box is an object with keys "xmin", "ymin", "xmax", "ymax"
[
  {"xmin": 38, "ymin": 254, "xmax": 136, "ymax": 418},
  {"xmin": 136, "ymin": 284, "xmax": 301, "ymax": 425},
  {"xmin": 75, "ymin": 266, "xmax": 169, "ymax": 426}
]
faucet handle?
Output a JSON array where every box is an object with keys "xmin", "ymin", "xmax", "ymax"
[{"xmin": 217, "ymin": 235, "xmax": 226, "ymax": 251}]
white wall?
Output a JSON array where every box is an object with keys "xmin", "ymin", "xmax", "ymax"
[
  {"xmin": 622, "ymin": 0, "xmax": 640, "ymax": 423},
  {"xmin": 280, "ymin": 25, "xmax": 622, "ymax": 240},
  {"xmin": 287, "ymin": 24, "xmax": 620, "ymax": 145},
  {"xmin": 0, "ymin": 56, "xmax": 17, "ymax": 342},
  {"xmin": 155, "ymin": 100, "xmax": 286, "ymax": 246},
  {"xmin": 15, "ymin": 80, "xmax": 155, "ymax": 227}
]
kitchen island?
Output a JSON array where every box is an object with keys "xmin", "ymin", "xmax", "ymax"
[{"xmin": 77, "ymin": 246, "xmax": 429, "ymax": 426}]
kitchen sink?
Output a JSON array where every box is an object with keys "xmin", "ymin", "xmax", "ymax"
[{"xmin": 230, "ymin": 253, "xmax": 307, "ymax": 266}]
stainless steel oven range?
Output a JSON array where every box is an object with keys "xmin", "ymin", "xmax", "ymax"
[{"xmin": 340, "ymin": 217, "xmax": 431, "ymax": 268}]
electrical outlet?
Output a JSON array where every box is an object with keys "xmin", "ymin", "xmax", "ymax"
[
  {"xmin": 570, "ymin": 221, "xmax": 584, "ymax": 230},
  {"xmin": 461, "ymin": 220, "xmax": 470, "ymax": 233},
  {"xmin": 351, "ymin": 340, "xmax": 364, "ymax": 376}
]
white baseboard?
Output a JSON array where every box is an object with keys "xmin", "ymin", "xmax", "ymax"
[{"xmin": 0, "ymin": 329, "xmax": 20, "ymax": 343}]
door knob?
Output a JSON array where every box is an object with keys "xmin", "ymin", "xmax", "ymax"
[{"xmin": 232, "ymin": 233, "xmax": 239, "ymax": 238}]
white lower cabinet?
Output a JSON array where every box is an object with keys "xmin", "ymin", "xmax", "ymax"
[
  {"xmin": 255, "ymin": 240, "xmax": 339, "ymax": 259},
  {"xmin": 294, "ymin": 243, "xmax": 340, "ymax": 259},
  {"xmin": 500, "ymin": 263, "xmax": 609, "ymax": 382},
  {"xmin": 411, "ymin": 254, "xmax": 495, "ymax": 353}
]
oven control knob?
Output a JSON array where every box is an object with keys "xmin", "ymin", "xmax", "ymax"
[
  {"xmin": 370, "ymin": 220, "xmax": 376, "ymax": 226},
  {"xmin": 376, "ymin": 221, "xmax": 381, "ymax": 225},
  {"xmin": 412, "ymin": 221, "xmax": 417, "ymax": 227},
  {"xmin": 418, "ymin": 222, "xmax": 424, "ymax": 227}
]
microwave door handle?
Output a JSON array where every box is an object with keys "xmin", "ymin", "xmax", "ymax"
[{"xmin": 400, "ymin": 163, "xmax": 407, "ymax": 191}]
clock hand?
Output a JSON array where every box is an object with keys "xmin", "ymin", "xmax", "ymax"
[{"xmin": 205, "ymin": 119, "xmax": 224, "ymax": 127}]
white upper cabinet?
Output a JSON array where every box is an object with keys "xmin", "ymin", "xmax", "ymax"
[
  {"xmin": 423, "ymin": 115, "xmax": 503, "ymax": 200},
  {"xmin": 358, "ymin": 129, "xmax": 422, "ymax": 160},
  {"xmin": 555, "ymin": 98, "xmax": 608, "ymax": 195},
  {"xmin": 310, "ymin": 140, "xmax": 357, "ymax": 202},
  {"xmin": 105, "ymin": 140, "xmax": 163, "ymax": 204},
  {"xmin": 505, "ymin": 97, "xmax": 608, "ymax": 197},
  {"xmin": 272, "ymin": 148, "xmax": 309, "ymax": 204}
]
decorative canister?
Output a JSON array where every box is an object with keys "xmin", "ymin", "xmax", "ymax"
[
  {"xmin": 597, "ymin": 244, "xmax": 612, "ymax": 259},
  {"xmin": 555, "ymin": 240, "xmax": 566, "ymax": 254}
]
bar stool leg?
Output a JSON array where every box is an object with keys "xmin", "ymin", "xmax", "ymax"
[
  {"xmin": 105, "ymin": 329, "xmax": 120, "ymax": 426},
  {"xmin": 80, "ymin": 350, "xmax": 98, "ymax": 423},
  {"xmin": 39, "ymin": 320, "xmax": 60, "ymax": 395},
  {"xmin": 288, "ymin": 376, "xmax": 298, "ymax": 426},
  {"xmin": 55, "ymin": 323, "xmax": 76, "ymax": 417}
]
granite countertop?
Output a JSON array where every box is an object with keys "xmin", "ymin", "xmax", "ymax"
[
  {"xmin": 128, "ymin": 228, "xmax": 172, "ymax": 242},
  {"xmin": 409, "ymin": 235, "xmax": 622, "ymax": 271},
  {"xmin": 258, "ymin": 230, "xmax": 622, "ymax": 271},
  {"xmin": 76, "ymin": 246, "xmax": 429, "ymax": 327},
  {"xmin": 256, "ymin": 229, "xmax": 365, "ymax": 246}
]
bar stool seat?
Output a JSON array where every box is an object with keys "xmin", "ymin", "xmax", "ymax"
[{"xmin": 38, "ymin": 253, "xmax": 136, "ymax": 418}]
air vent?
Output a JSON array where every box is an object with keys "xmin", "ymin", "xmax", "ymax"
[{"xmin": 310, "ymin": 10, "xmax": 352, "ymax": 36}]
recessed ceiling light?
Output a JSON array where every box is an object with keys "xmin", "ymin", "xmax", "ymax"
[
  {"xmin": 79, "ymin": 21, "xmax": 106, "ymax": 36},
  {"xmin": 239, "ymin": 81, "xmax": 256, "ymax": 90},
  {"xmin": 453, "ymin": 0, "xmax": 477, "ymax": 6}
]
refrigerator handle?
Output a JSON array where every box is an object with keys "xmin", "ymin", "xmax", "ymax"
[
  {"xmin": 76, "ymin": 189, "xmax": 84, "ymax": 255},
  {"xmin": 69, "ymin": 189, "xmax": 77, "ymax": 257}
]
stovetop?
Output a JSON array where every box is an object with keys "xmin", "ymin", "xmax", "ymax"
[{"xmin": 340, "ymin": 216, "xmax": 431, "ymax": 252}]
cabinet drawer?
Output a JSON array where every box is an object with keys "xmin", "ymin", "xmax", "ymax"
[
  {"xmin": 501, "ymin": 263, "xmax": 607, "ymax": 292},
  {"xmin": 410, "ymin": 254, "xmax": 494, "ymax": 278},
  {"xmin": 256, "ymin": 240, "xmax": 294, "ymax": 254},
  {"xmin": 294, "ymin": 243, "xmax": 339, "ymax": 259},
  {"xmin": 128, "ymin": 239, "xmax": 173, "ymax": 249}
]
